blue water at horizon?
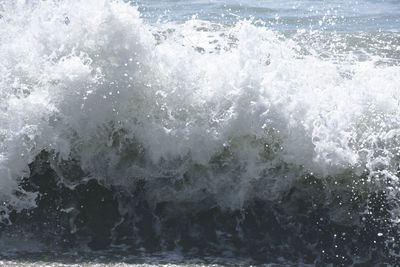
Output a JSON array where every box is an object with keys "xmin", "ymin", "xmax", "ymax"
[{"xmin": 134, "ymin": 0, "xmax": 400, "ymax": 32}]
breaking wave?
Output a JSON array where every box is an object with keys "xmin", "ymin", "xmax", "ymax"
[{"xmin": 1, "ymin": 0, "xmax": 400, "ymax": 264}]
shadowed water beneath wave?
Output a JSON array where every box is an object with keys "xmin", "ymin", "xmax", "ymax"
[{"xmin": 1, "ymin": 151, "xmax": 397, "ymax": 265}]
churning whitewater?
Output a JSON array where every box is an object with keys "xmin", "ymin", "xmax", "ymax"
[{"xmin": 1, "ymin": 0, "xmax": 400, "ymax": 265}]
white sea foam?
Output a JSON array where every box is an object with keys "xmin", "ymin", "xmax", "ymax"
[{"xmin": 0, "ymin": 0, "xmax": 399, "ymax": 223}]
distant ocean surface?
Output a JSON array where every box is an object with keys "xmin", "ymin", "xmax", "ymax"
[
  {"xmin": 0, "ymin": 0, "xmax": 400, "ymax": 266},
  {"xmin": 137, "ymin": 0, "xmax": 400, "ymax": 31}
]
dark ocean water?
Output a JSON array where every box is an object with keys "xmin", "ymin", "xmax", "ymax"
[{"xmin": 0, "ymin": 0, "xmax": 400, "ymax": 265}]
